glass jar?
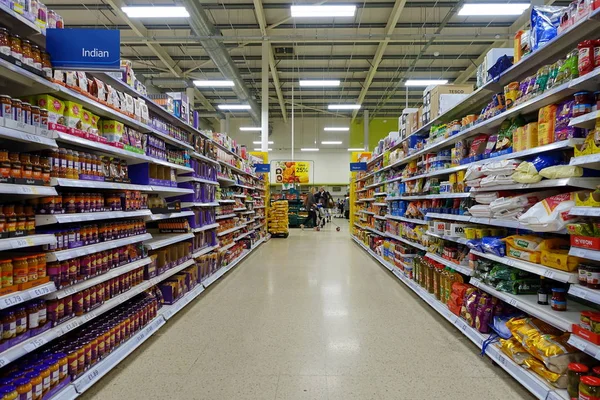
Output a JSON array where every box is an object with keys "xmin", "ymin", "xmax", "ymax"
[
  {"xmin": 20, "ymin": 153, "xmax": 32, "ymax": 179},
  {"xmin": 36, "ymin": 363, "xmax": 50, "ymax": 396},
  {"xmin": 0, "ymin": 27, "xmax": 9, "ymax": 57},
  {"xmin": 41, "ymin": 52, "xmax": 51, "ymax": 78},
  {"xmin": 588, "ymin": 265, "xmax": 600, "ymax": 289},
  {"xmin": 11, "ymin": 99, "xmax": 21, "ymax": 124},
  {"xmin": 31, "ymin": 106, "xmax": 40, "ymax": 129},
  {"xmin": 567, "ymin": 362, "xmax": 589, "ymax": 399},
  {"xmin": 580, "ymin": 376, "xmax": 600, "ymax": 400},
  {"xmin": 551, "ymin": 288, "xmax": 567, "ymax": 311},
  {"xmin": 1, "ymin": 310, "xmax": 16, "ymax": 341},
  {"xmin": 3, "ymin": 385, "xmax": 18, "ymax": 400},
  {"xmin": 15, "ymin": 306, "xmax": 27, "ymax": 336},
  {"xmin": 55, "ymin": 352, "xmax": 68, "ymax": 380},
  {"xmin": 0, "ymin": 95, "xmax": 11, "ymax": 119},
  {"xmin": 31, "ymin": 45, "xmax": 41, "ymax": 71},
  {"xmin": 37, "ymin": 300, "xmax": 46, "ymax": 326},
  {"xmin": 0, "ymin": 259, "xmax": 13, "ymax": 288},
  {"xmin": 10, "ymin": 34, "xmax": 22, "ymax": 62},
  {"xmin": 21, "ymin": 39, "xmax": 32, "ymax": 67},
  {"xmin": 47, "ymin": 358, "xmax": 59, "ymax": 387},
  {"xmin": 27, "ymin": 255, "xmax": 38, "ymax": 281},
  {"xmin": 26, "ymin": 370, "xmax": 42, "ymax": 400},
  {"xmin": 13, "ymin": 256, "xmax": 29, "ymax": 284},
  {"xmin": 15, "ymin": 377, "xmax": 32, "ymax": 400}
]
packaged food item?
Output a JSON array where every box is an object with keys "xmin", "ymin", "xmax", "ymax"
[
  {"xmin": 518, "ymin": 191, "xmax": 583, "ymax": 232},
  {"xmin": 468, "ymin": 134, "xmax": 488, "ymax": 158},
  {"xmin": 504, "ymin": 235, "xmax": 544, "ymax": 251},
  {"xmin": 538, "ymin": 104, "xmax": 558, "ymax": 146},
  {"xmin": 504, "ymin": 82, "xmax": 519, "ymax": 109},
  {"xmin": 35, "ymin": 95, "xmax": 65, "ymax": 126},
  {"xmin": 578, "ymin": 40, "xmax": 595, "ymax": 76}
]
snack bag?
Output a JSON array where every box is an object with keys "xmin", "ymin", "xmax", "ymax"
[{"xmin": 538, "ymin": 104, "xmax": 558, "ymax": 146}]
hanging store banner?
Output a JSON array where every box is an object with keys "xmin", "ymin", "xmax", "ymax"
[
  {"xmin": 255, "ymin": 164, "xmax": 271, "ymax": 173},
  {"xmin": 46, "ymin": 29, "xmax": 121, "ymax": 71},
  {"xmin": 273, "ymin": 161, "xmax": 311, "ymax": 184},
  {"xmin": 350, "ymin": 162, "xmax": 367, "ymax": 171}
]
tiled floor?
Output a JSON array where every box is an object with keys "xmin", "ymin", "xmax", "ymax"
[{"xmin": 82, "ymin": 221, "xmax": 535, "ymax": 399}]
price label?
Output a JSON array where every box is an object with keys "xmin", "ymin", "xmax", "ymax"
[
  {"xmin": 546, "ymin": 391, "xmax": 563, "ymax": 400},
  {"xmin": 495, "ymin": 353, "xmax": 508, "ymax": 368},
  {"xmin": 543, "ymin": 269, "xmax": 554, "ymax": 279},
  {"xmin": 457, "ymin": 321, "xmax": 468, "ymax": 332},
  {"xmin": 83, "ymin": 312, "xmax": 96, "ymax": 322},
  {"xmin": 62, "ymin": 320, "xmax": 79, "ymax": 334},
  {"xmin": 2, "ymin": 294, "xmax": 24, "ymax": 308},
  {"xmin": 24, "ymin": 133, "xmax": 42, "ymax": 143},
  {"xmin": 509, "ymin": 298, "xmax": 518, "ymax": 307},
  {"xmin": 471, "ymin": 279, "xmax": 480, "ymax": 288},
  {"xmin": 19, "ymin": 186, "xmax": 34, "ymax": 194},
  {"xmin": 136, "ymin": 332, "xmax": 146, "ymax": 344},
  {"xmin": 62, "ymin": 286, "xmax": 78, "ymax": 297},
  {"xmin": 85, "ymin": 368, "xmax": 99, "ymax": 383},
  {"xmin": 12, "ymin": 238, "xmax": 30, "ymax": 249},
  {"xmin": 0, "ymin": 358, "xmax": 8, "ymax": 368},
  {"xmin": 32, "ymin": 286, "xmax": 51, "ymax": 297},
  {"xmin": 24, "ymin": 337, "xmax": 47, "ymax": 352}
]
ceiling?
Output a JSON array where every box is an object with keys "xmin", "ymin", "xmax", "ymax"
[{"xmin": 45, "ymin": 0, "xmax": 565, "ymax": 120}]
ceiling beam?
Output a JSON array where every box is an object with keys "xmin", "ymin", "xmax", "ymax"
[
  {"xmin": 351, "ymin": 0, "xmax": 407, "ymax": 122},
  {"xmin": 253, "ymin": 0, "xmax": 288, "ymax": 122},
  {"xmin": 104, "ymin": 0, "xmax": 219, "ymax": 124}
]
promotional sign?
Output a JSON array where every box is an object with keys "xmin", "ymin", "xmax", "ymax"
[
  {"xmin": 255, "ymin": 164, "xmax": 270, "ymax": 173},
  {"xmin": 46, "ymin": 29, "xmax": 121, "ymax": 71},
  {"xmin": 350, "ymin": 162, "xmax": 367, "ymax": 171},
  {"xmin": 273, "ymin": 161, "xmax": 311, "ymax": 184}
]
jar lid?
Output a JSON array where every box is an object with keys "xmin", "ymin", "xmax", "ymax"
[
  {"xmin": 24, "ymin": 372, "xmax": 38, "ymax": 380},
  {"xmin": 581, "ymin": 376, "xmax": 600, "ymax": 387},
  {"xmin": 569, "ymin": 363, "xmax": 589, "ymax": 372},
  {"xmin": 14, "ymin": 377, "xmax": 29, "ymax": 386},
  {"xmin": 575, "ymin": 91, "xmax": 592, "ymax": 95}
]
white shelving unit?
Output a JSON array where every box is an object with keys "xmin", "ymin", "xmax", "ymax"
[{"xmin": 425, "ymin": 252, "xmax": 472, "ymax": 276}]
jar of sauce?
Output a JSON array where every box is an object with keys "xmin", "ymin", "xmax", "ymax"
[
  {"xmin": 41, "ymin": 52, "xmax": 52, "ymax": 78},
  {"xmin": 13, "ymin": 256, "xmax": 29, "ymax": 284},
  {"xmin": 37, "ymin": 300, "xmax": 46, "ymax": 326},
  {"xmin": 31, "ymin": 45, "xmax": 42, "ymax": 71},
  {"xmin": 0, "ymin": 95, "xmax": 11, "ymax": 118},
  {"xmin": 551, "ymin": 288, "xmax": 567, "ymax": 311},
  {"xmin": 39, "ymin": 109, "xmax": 48, "ymax": 128},
  {"xmin": 26, "ymin": 370, "xmax": 42, "ymax": 400},
  {"xmin": 30, "ymin": 154, "xmax": 41, "ymax": 180},
  {"xmin": 3, "ymin": 385, "xmax": 18, "ymax": 400},
  {"xmin": 21, "ymin": 39, "xmax": 33, "ymax": 67},
  {"xmin": 11, "ymin": 99, "xmax": 22, "ymax": 123},
  {"xmin": 0, "ymin": 149, "xmax": 9, "ymax": 179},
  {"xmin": 0, "ymin": 27, "xmax": 10, "ymax": 57},
  {"xmin": 1, "ymin": 310, "xmax": 16, "ymax": 341},
  {"xmin": 31, "ymin": 106, "xmax": 40, "ymax": 128},
  {"xmin": 9, "ymin": 152, "xmax": 21, "ymax": 179},
  {"xmin": 0, "ymin": 259, "xmax": 13, "ymax": 288},
  {"xmin": 588, "ymin": 265, "xmax": 600, "ymax": 289},
  {"xmin": 574, "ymin": 91, "xmax": 593, "ymax": 117},
  {"xmin": 21, "ymin": 102, "xmax": 31, "ymax": 125},
  {"xmin": 10, "ymin": 34, "xmax": 22, "ymax": 62},
  {"xmin": 27, "ymin": 255, "xmax": 38, "ymax": 281},
  {"xmin": 40, "ymin": 157, "xmax": 50, "ymax": 184},
  {"xmin": 20, "ymin": 153, "xmax": 33, "ymax": 179},
  {"xmin": 15, "ymin": 377, "xmax": 32, "ymax": 400},
  {"xmin": 15, "ymin": 306, "xmax": 27, "ymax": 336}
]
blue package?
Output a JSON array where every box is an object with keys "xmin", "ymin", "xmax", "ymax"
[
  {"xmin": 530, "ymin": 152, "xmax": 565, "ymax": 172},
  {"xmin": 466, "ymin": 239, "xmax": 483, "ymax": 253},
  {"xmin": 530, "ymin": 6, "xmax": 563, "ymax": 51},
  {"xmin": 481, "ymin": 237, "xmax": 506, "ymax": 257}
]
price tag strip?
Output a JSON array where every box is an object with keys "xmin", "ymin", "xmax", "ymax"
[{"xmin": 0, "ymin": 282, "xmax": 56, "ymax": 310}]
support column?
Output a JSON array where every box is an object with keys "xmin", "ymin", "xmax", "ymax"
[
  {"xmin": 220, "ymin": 118, "xmax": 226, "ymax": 133},
  {"xmin": 363, "ymin": 110, "xmax": 369, "ymax": 151},
  {"xmin": 261, "ymin": 42, "xmax": 269, "ymax": 152},
  {"xmin": 225, "ymin": 114, "xmax": 230, "ymax": 135}
]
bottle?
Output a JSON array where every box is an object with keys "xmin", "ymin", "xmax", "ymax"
[{"xmin": 537, "ymin": 277, "xmax": 550, "ymax": 305}]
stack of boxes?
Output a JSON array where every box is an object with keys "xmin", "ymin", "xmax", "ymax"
[
  {"xmin": 421, "ymin": 84, "xmax": 473, "ymax": 126},
  {"xmin": 476, "ymin": 48, "xmax": 515, "ymax": 88}
]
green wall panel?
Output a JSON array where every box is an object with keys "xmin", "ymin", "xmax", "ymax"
[{"xmin": 349, "ymin": 117, "xmax": 397, "ymax": 151}]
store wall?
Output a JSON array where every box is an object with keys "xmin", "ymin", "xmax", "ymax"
[{"xmin": 268, "ymin": 149, "xmax": 351, "ymax": 185}]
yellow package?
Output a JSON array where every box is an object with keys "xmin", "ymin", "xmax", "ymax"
[
  {"xmin": 537, "ymin": 238, "xmax": 569, "ymax": 251},
  {"xmin": 505, "ymin": 235, "xmax": 543, "ymax": 251},
  {"xmin": 507, "ymin": 244, "xmax": 541, "ymax": 263},
  {"xmin": 522, "ymin": 357, "xmax": 567, "ymax": 388},
  {"xmin": 513, "ymin": 126, "xmax": 523, "ymax": 152},
  {"xmin": 525, "ymin": 333, "xmax": 582, "ymax": 375},
  {"xmin": 63, "ymin": 101, "xmax": 83, "ymax": 129},
  {"xmin": 523, "ymin": 122, "xmax": 538, "ymax": 150},
  {"xmin": 540, "ymin": 249, "xmax": 581, "ymax": 272},
  {"xmin": 500, "ymin": 337, "xmax": 533, "ymax": 364},
  {"xmin": 538, "ymin": 105, "xmax": 557, "ymax": 146}
]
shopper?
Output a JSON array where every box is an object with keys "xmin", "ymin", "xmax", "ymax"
[
  {"xmin": 344, "ymin": 193, "xmax": 350, "ymax": 219},
  {"xmin": 300, "ymin": 188, "xmax": 318, "ymax": 230}
]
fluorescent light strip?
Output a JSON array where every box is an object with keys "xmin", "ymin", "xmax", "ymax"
[
  {"xmin": 348, "ymin": 148, "xmax": 366, "ymax": 151},
  {"xmin": 300, "ymin": 148, "xmax": 319, "ymax": 152},
  {"xmin": 458, "ymin": 3, "xmax": 529, "ymax": 16},
  {"xmin": 121, "ymin": 6, "xmax": 189, "ymax": 18},
  {"xmin": 194, "ymin": 80, "xmax": 234, "ymax": 87},
  {"xmin": 328, "ymin": 104, "xmax": 361, "ymax": 110},
  {"xmin": 239, "ymin": 127, "xmax": 262, "ymax": 131},
  {"xmin": 252, "ymin": 141, "xmax": 274, "ymax": 144},
  {"xmin": 291, "ymin": 5, "xmax": 356, "ymax": 17},
  {"xmin": 324, "ymin": 127, "xmax": 349, "ymax": 131},
  {"xmin": 217, "ymin": 104, "xmax": 251, "ymax": 110},
  {"xmin": 405, "ymin": 79, "xmax": 448, "ymax": 86},
  {"xmin": 299, "ymin": 80, "xmax": 340, "ymax": 87},
  {"xmin": 321, "ymin": 141, "xmax": 342, "ymax": 145},
  {"xmin": 253, "ymin": 148, "xmax": 272, "ymax": 151}
]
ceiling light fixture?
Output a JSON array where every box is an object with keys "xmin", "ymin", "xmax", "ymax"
[
  {"xmin": 193, "ymin": 80, "xmax": 234, "ymax": 87},
  {"xmin": 252, "ymin": 141, "xmax": 274, "ymax": 144},
  {"xmin": 405, "ymin": 79, "xmax": 449, "ymax": 86},
  {"xmin": 299, "ymin": 80, "xmax": 341, "ymax": 87},
  {"xmin": 348, "ymin": 148, "xmax": 366, "ymax": 151},
  {"xmin": 458, "ymin": 3, "xmax": 529, "ymax": 16},
  {"xmin": 217, "ymin": 104, "xmax": 251, "ymax": 110},
  {"xmin": 321, "ymin": 141, "xmax": 342, "ymax": 145},
  {"xmin": 239, "ymin": 127, "xmax": 262, "ymax": 131},
  {"xmin": 300, "ymin": 148, "xmax": 319, "ymax": 152},
  {"xmin": 122, "ymin": 6, "xmax": 189, "ymax": 18},
  {"xmin": 324, "ymin": 127, "xmax": 349, "ymax": 131},
  {"xmin": 253, "ymin": 148, "xmax": 272, "ymax": 151},
  {"xmin": 328, "ymin": 104, "xmax": 361, "ymax": 110},
  {"xmin": 291, "ymin": 5, "xmax": 356, "ymax": 17}
]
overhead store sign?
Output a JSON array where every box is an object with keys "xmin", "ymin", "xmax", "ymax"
[
  {"xmin": 273, "ymin": 161, "xmax": 310, "ymax": 184},
  {"xmin": 255, "ymin": 164, "xmax": 270, "ymax": 173},
  {"xmin": 350, "ymin": 162, "xmax": 367, "ymax": 171},
  {"xmin": 46, "ymin": 29, "xmax": 121, "ymax": 71}
]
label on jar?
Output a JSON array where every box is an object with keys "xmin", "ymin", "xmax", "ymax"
[
  {"xmin": 588, "ymin": 270, "xmax": 600, "ymax": 285},
  {"xmin": 551, "ymin": 299, "xmax": 567, "ymax": 311},
  {"xmin": 23, "ymin": 56, "xmax": 33, "ymax": 67},
  {"xmin": 51, "ymin": 369, "xmax": 58, "ymax": 384},
  {"xmin": 16, "ymin": 316, "xmax": 26, "ymax": 333},
  {"xmin": 33, "ymin": 61, "xmax": 41, "ymax": 71},
  {"xmin": 579, "ymin": 394, "xmax": 600, "ymax": 400},
  {"xmin": 42, "ymin": 375, "xmax": 49, "ymax": 390},
  {"xmin": 12, "ymin": 50, "xmax": 22, "ymax": 61},
  {"xmin": 0, "ymin": 45, "xmax": 9, "ymax": 57},
  {"xmin": 38, "ymin": 307, "xmax": 46, "ymax": 324},
  {"xmin": 19, "ymin": 389, "xmax": 32, "ymax": 400},
  {"xmin": 33, "ymin": 383, "xmax": 42, "ymax": 399},
  {"xmin": 28, "ymin": 311, "xmax": 39, "ymax": 328},
  {"xmin": 2, "ymin": 321, "xmax": 14, "ymax": 339}
]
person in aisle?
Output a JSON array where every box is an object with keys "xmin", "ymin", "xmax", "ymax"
[
  {"xmin": 344, "ymin": 193, "xmax": 350, "ymax": 219},
  {"xmin": 300, "ymin": 187, "xmax": 318, "ymax": 230},
  {"xmin": 316, "ymin": 187, "xmax": 333, "ymax": 224}
]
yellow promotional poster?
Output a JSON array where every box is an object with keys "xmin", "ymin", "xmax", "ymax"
[{"xmin": 273, "ymin": 161, "xmax": 311, "ymax": 184}]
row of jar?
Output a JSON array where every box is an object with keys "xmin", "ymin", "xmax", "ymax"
[
  {"xmin": 41, "ymin": 220, "xmax": 146, "ymax": 251},
  {"xmin": 35, "ymin": 191, "xmax": 147, "ymax": 215}
]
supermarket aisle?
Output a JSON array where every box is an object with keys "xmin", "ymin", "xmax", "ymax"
[{"xmin": 82, "ymin": 222, "xmax": 534, "ymax": 400}]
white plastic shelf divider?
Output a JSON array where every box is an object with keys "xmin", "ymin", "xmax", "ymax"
[
  {"xmin": 176, "ymin": 176, "xmax": 219, "ymax": 185},
  {"xmin": 144, "ymin": 233, "xmax": 194, "ymax": 250},
  {"xmin": 218, "ymin": 199, "xmax": 236, "ymax": 204},
  {"xmin": 570, "ymin": 247, "xmax": 600, "ymax": 261},
  {"xmin": 353, "ymin": 236, "xmax": 569, "ymax": 400},
  {"xmin": 150, "ymin": 186, "xmax": 194, "ymax": 195},
  {"xmin": 373, "ymin": 215, "xmax": 386, "ymax": 221},
  {"xmin": 568, "ymin": 284, "xmax": 600, "ymax": 305},
  {"xmin": 372, "ymin": 202, "xmax": 387, "ymax": 206},
  {"xmin": 471, "ymin": 250, "xmax": 577, "ymax": 283},
  {"xmin": 425, "ymin": 231, "xmax": 468, "ymax": 245},
  {"xmin": 385, "ymin": 215, "xmax": 428, "ymax": 225},
  {"xmin": 0, "ymin": 234, "xmax": 56, "ymax": 252},
  {"xmin": 192, "ymin": 223, "xmax": 220, "ymax": 233},
  {"xmin": 385, "ymin": 232, "xmax": 427, "ymax": 251},
  {"xmin": 145, "ymin": 211, "xmax": 194, "ymax": 221},
  {"xmin": 36, "ymin": 209, "xmax": 152, "ymax": 226},
  {"xmin": 192, "ymin": 245, "xmax": 219, "ymax": 258},
  {"xmin": 470, "ymin": 278, "xmax": 584, "ymax": 332},
  {"xmin": 180, "ymin": 202, "xmax": 219, "ymax": 208},
  {"xmin": 51, "ymin": 178, "xmax": 152, "ymax": 192},
  {"xmin": 47, "ymin": 233, "xmax": 153, "ymax": 262},
  {"xmin": 425, "ymin": 252, "xmax": 473, "ymax": 276},
  {"xmin": 0, "ymin": 282, "xmax": 56, "ymax": 310},
  {"xmin": 0, "ymin": 183, "xmax": 57, "ymax": 196},
  {"xmin": 192, "ymin": 152, "xmax": 220, "ymax": 165},
  {"xmin": 217, "ymin": 224, "xmax": 247, "ymax": 237},
  {"xmin": 47, "ymin": 257, "xmax": 153, "ymax": 300}
]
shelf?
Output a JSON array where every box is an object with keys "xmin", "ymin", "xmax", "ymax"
[
  {"xmin": 570, "ymin": 207, "xmax": 600, "ymax": 216},
  {"xmin": 234, "ymin": 231, "xmax": 253, "ymax": 241},
  {"xmin": 144, "ymin": 233, "xmax": 194, "ymax": 250},
  {"xmin": 386, "ymin": 215, "xmax": 428, "ymax": 225},
  {"xmin": 426, "ymin": 212, "xmax": 470, "ymax": 222},
  {"xmin": 216, "ymin": 213, "xmax": 236, "ymax": 220},
  {"xmin": 219, "ymin": 242, "xmax": 235, "ymax": 251},
  {"xmin": 425, "ymin": 231, "xmax": 468, "ymax": 245},
  {"xmin": 217, "ymin": 224, "xmax": 247, "ymax": 237},
  {"xmin": 385, "ymin": 232, "xmax": 427, "ymax": 251},
  {"xmin": 568, "ymin": 335, "xmax": 600, "ymax": 362},
  {"xmin": 192, "ymin": 223, "xmax": 220, "ymax": 233},
  {"xmin": 217, "ymin": 176, "xmax": 236, "ymax": 184},
  {"xmin": 36, "ymin": 209, "xmax": 152, "ymax": 226},
  {"xmin": 470, "ymin": 178, "xmax": 600, "ymax": 192},
  {"xmin": 213, "ymin": 141, "xmax": 243, "ymax": 161},
  {"xmin": 0, "ymin": 124, "xmax": 57, "ymax": 150},
  {"xmin": 471, "ymin": 250, "xmax": 577, "ymax": 283},
  {"xmin": 218, "ymin": 160, "xmax": 256, "ymax": 178},
  {"xmin": 180, "ymin": 202, "xmax": 219, "ymax": 208},
  {"xmin": 0, "ymin": 282, "xmax": 56, "ymax": 310},
  {"xmin": 0, "ymin": 183, "xmax": 57, "ymax": 197},
  {"xmin": 569, "ymin": 247, "xmax": 600, "ymax": 261},
  {"xmin": 239, "ymin": 210, "xmax": 255, "ymax": 215},
  {"xmin": 47, "ymin": 233, "xmax": 153, "ymax": 262},
  {"xmin": 191, "ymin": 245, "xmax": 219, "ymax": 258},
  {"xmin": 192, "ymin": 152, "xmax": 220, "ymax": 165},
  {"xmin": 176, "ymin": 176, "xmax": 219, "ymax": 185},
  {"xmin": 144, "ymin": 211, "xmax": 194, "ymax": 221},
  {"xmin": 150, "ymin": 186, "xmax": 194, "ymax": 195},
  {"xmin": 568, "ymin": 284, "xmax": 600, "ymax": 305},
  {"xmin": 373, "ymin": 215, "xmax": 387, "ymax": 221},
  {"xmin": 425, "ymin": 252, "xmax": 472, "ymax": 276},
  {"xmin": 352, "ymin": 235, "xmax": 569, "ymax": 400},
  {"xmin": 218, "ymin": 199, "xmax": 236, "ymax": 204},
  {"xmin": 360, "ymin": 210, "xmax": 375, "ymax": 215},
  {"xmin": 470, "ymin": 278, "xmax": 584, "ymax": 332},
  {"xmin": 0, "ymin": 234, "xmax": 56, "ymax": 252},
  {"xmin": 51, "ymin": 178, "xmax": 151, "ymax": 192},
  {"xmin": 372, "ymin": 202, "xmax": 387, "ymax": 206},
  {"xmin": 233, "ymin": 207, "xmax": 247, "ymax": 211},
  {"xmin": 159, "ymin": 284, "xmax": 205, "ymax": 321}
]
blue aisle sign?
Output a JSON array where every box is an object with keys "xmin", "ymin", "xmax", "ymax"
[
  {"xmin": 350, "ymin": 162, "xmax": 367, "ymax": 171},
  {"xmin": 255, "ymin": 164, "xmax": 270, "ymax": 173},
  {"xmin": 46, "ymin": 29, "xmax": 120, "ymax": 71}
]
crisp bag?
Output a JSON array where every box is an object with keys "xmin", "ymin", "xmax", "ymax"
[{"xmin": 518, "ymin": 192, "xmax": 586, "ymax": 232}]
